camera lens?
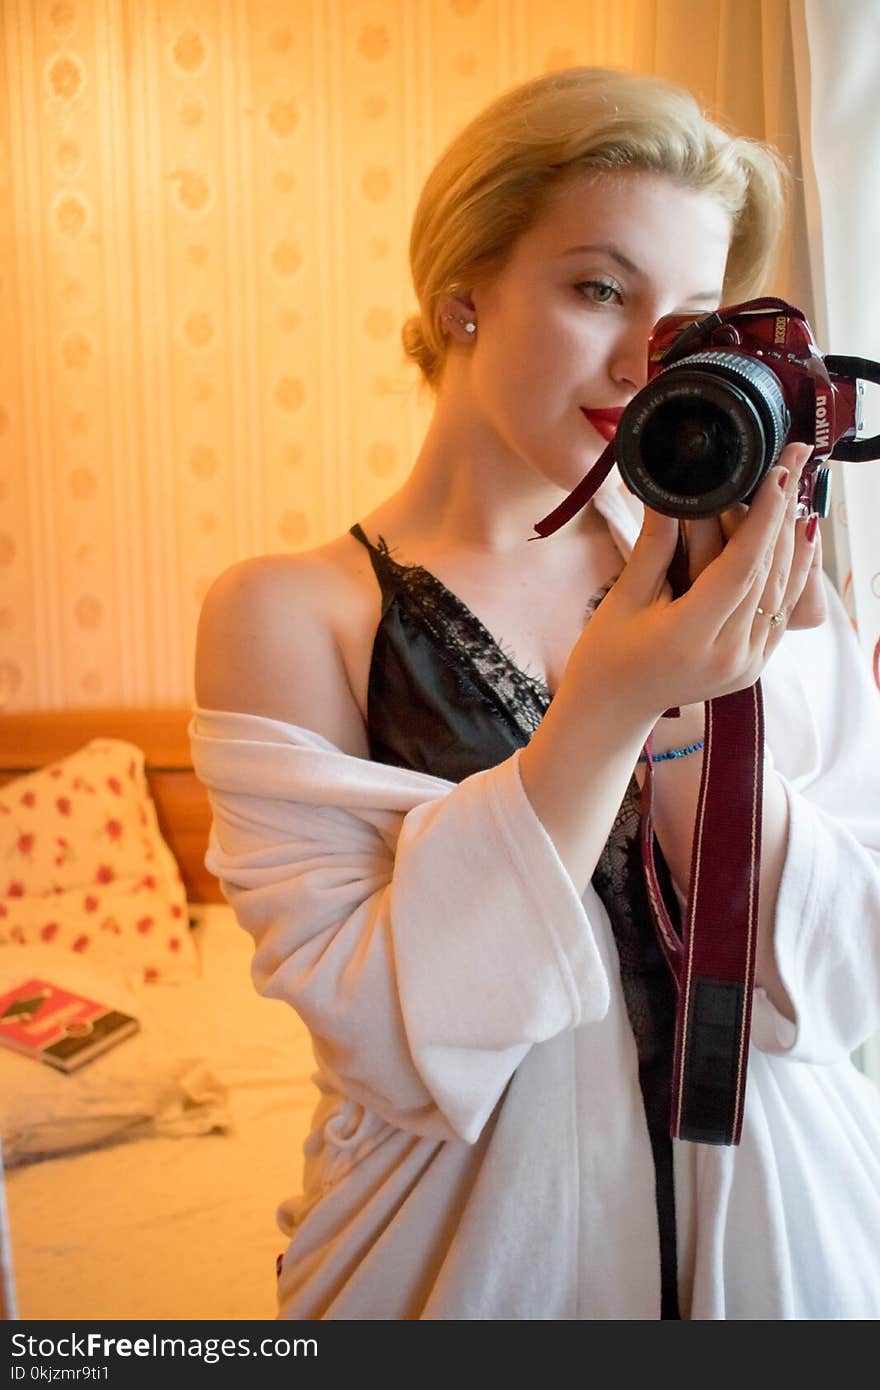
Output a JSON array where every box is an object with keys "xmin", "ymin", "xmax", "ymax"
[
  {"xmin": 641, "ymin": 396, "xmax": 743, "ymax": 494},
  {"xmin": 615, "ymin": 351, "xmax": 791, "ymax": 518}
]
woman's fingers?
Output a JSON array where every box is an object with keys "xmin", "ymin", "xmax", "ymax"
[
  {"xmin": 752, "ymin": 464, "xmax": 801, "ymax": 648},
  {"xmin": 678, "ymin": 460, "xmax": 793, "ymax": 634},
  {"xmin": 677, "ymin": 444, "xmax": 826, "ymax": 642},
  {"xmin": 748, "ymin": 443, "xmax": 827, "ymax": 640},
  {"xmin": 782, "ymin": 515, "xmax": 827, "ymax": 630},
  {"xmin": 682, "ymin": 515, "xmax": 725, "ymax": 585},
  {"xmin": 622, "ymin": 505, "xmax": 681, "ymax": 606},
  {"xmin": 587, "ymin": 445, "xmax": 826, "ymax": 717},
  {"xmin": 719, "ymin": 502, "xmax": 748, "ymax": 545}
]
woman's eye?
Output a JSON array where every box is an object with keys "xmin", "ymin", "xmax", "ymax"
[{"xmin": 576, "ymin": 280, "xmax": 623, "ymax": 306}]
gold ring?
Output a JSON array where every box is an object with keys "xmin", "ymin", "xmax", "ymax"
[{"xmin": 756, "ymin": 606, "xmax": 786, "ymax": 626}]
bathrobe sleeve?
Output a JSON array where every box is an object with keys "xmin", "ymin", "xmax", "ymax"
[
  {"xmin": 190, "ymin": 711, "xmax": 609, "ymax": 1144},
  {"xmin": 751, "ymin": 572, "xmax": 880, "ymax": 1061}
]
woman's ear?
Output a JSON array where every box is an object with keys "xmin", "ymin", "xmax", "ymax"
[{"xmin": 438, "ymin": 292, "xmax": 477, "ymax": 341}]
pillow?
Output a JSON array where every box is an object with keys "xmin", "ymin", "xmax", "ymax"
[
  {"xmin": 0, "ymin": 739, "xmax": 198, "ymax": 984},
  {"xmin": 0, "ymin": 944, "xmax": 230, "ymax": 1169}
]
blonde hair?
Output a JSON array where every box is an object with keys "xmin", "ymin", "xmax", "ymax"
[{"xmin": 402, "ymin": 67, "xmax": 790, "ymax": 392}]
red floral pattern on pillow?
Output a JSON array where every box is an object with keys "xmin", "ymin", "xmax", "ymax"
[{"xmin": 0, "ymin": 740, "xmax": 197, "ymax": 984}]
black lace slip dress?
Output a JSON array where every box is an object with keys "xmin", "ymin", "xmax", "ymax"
[{"xmin": 348, "ymin": 521, "xmax": 682, "ymax": 1320}]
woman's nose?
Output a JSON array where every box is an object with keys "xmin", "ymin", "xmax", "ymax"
[{"xmin": 608, "ymin": 320, "xmax": 653, "ymax": 393}]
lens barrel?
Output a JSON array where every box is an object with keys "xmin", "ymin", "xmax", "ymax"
[{"xmin": 615, "ymin": 350, "xmax": 791, "ymax": 517}]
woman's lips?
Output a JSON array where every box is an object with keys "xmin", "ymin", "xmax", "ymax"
[{"xmin": 581, "ymin": 406, "xmax": 624, "ymax": 443}]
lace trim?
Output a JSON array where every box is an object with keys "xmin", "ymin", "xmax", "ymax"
[
  {"xmin": 367, "ymin": 531, "xmax": 613, "ymax": 740},
  {"xmin": 369, "ymin": 533, "xmax": 549, "ymax": 737}
]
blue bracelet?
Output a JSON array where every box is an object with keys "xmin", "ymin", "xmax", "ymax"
[{"xmin": 636, "ymin": 739, "xmax": 704, "ymax": 764}]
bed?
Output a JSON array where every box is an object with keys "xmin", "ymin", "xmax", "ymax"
[{"xmin": 0, "ymin": 707, "xmax": 316, "ymax": 1321}]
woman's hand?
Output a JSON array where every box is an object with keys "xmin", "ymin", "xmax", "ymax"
[
  {"xmin": 565, "ymin": 441, "xmax": 826, "ymax": 723},
  {"xmin": 681, "ymin": 441, "xmax": 827, "ymax": 631}
]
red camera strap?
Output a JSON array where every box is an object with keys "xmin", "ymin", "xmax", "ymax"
[
  {"xmin": 532, "ymin": 445, "xmax": 764, "ymax": 1145},
  {"xmin": 645, "ymin": 686, "xmax": 763, "ymax": 1144}
]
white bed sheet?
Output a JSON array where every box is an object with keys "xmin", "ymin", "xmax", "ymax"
[{"xmin": 6, "ymin": 904, "xmax": 318, "ymax": 1321}]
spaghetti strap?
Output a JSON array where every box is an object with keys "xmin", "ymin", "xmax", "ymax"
[
  {"xmin": 348, "ymin": 522, "xmax": 401, "ymax": 599},
  {"xmin": 350, "ymin": 520, "xmax": 406, "ymax": 577}
]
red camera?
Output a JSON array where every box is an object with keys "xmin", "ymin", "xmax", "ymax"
[{"xmin": 613, "ymin": 295, "xmax": 880, "ymax": 519}]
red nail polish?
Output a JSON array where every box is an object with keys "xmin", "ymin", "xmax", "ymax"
[
  {"xmin": 806, "ymin": 514, "xmax": 818, "ymax": 543},
  {"xmin": 777, "ymin": 468, "xmax": 789, "ymax": 490}
]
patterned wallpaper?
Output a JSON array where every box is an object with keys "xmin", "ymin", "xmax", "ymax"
[{"xmin": 0, "ymin": 0, "xmax": 810, "ymax": 711}]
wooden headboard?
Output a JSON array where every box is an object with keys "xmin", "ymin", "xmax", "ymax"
[{"xmin": 0, "ymin": 707, "xmax": 222, "ymax": 904}]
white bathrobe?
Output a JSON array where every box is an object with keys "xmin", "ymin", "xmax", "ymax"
[{"xmin": 190, "ymin": 470, "xmax": 880, "ymax": 1320}]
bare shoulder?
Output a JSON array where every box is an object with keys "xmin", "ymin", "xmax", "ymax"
[{"xmin": 194, "ymin": 545, "xmax": 370, "ymax": 758}]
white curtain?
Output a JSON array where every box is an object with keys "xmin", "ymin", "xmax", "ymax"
[{"xmin": 791, "ymin": 0, "xmax": 880, "ymax": 1084}]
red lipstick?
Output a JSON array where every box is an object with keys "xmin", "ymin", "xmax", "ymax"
[{"xmin": 581, "ymin": 406, "xmax": 625, "ymax": 442}]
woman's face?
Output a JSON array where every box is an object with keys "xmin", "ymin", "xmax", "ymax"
[{"xmin": 465, "ymin": 169, "xmax": 732, "ymax": 492}]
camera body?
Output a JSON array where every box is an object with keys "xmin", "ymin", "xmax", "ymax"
[{"xmin": 614, "ymin": 296, "xmax": 873, "ymax": 519}]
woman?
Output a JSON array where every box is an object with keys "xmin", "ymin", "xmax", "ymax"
[{"xmin": 190, "ymin": 67, "xmax": 880, "ymax": 1319}]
